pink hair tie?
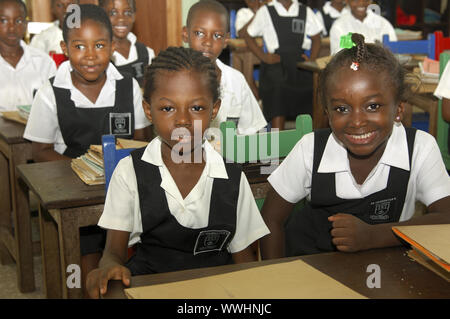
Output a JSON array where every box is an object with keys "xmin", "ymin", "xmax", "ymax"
[{"xmin": 350, "ymin": 62, "xmax": 359, "ymax": 71}]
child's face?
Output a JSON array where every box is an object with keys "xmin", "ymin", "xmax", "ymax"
[
  {"xmin": 103, "ymin": 0, "xmax": 135, "ymax": 40},
  {"xmin": 60, "ymin": 19, "xmax": 113, "ymax": 83},
  {"xmin": 0, "ymin": 0, "xmax": 27, "ymax": 48},
  {"xmin": 182, "ymin": 9, "xmax": 229, "ymax": 63},
  {"xmin": 325, "ymin": 67, "xmax": 403, "ymax": 159},
  {"xmin": 53, "ymin": 0, "xmax": 76, "ymax": 25},
  {"xmin": 144, "ymin": 70, "xmax": 220, "ymax": 155},
  {"xmin": 347, "ymin": 0, "xmax": 371, "ymax": 21}
]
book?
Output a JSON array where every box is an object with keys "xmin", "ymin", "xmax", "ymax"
[
  {"xmin": 71, "ymin": 138, "xmax": 149, "ymax": 186},
  {"xmin": 392, "ymin": 224, "xmax": 450, "ymax": 282}
]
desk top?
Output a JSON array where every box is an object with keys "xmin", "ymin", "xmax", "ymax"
[
  {"xmin": 103, "ymin": 247, "xmax": 450, "ymax": 299},
  {"xmin": 0, "ymin": 116, "xmax": 27, "ymax": 144},
  {"xmin": 16, "ymin": 160, "xmax": 105, "ymax": 210}
]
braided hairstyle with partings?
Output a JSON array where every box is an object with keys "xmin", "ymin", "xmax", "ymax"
[
  {"xmin": 319, "ymin": 33, "xmax": 415, "ymax": 109},
  {"xmin": 143, "ymin": 46, "xmax": 220, "ymax": 104}
]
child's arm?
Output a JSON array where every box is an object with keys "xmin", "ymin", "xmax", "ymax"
[
  {"xmin": 232, "ymin": 245, "xmax": 259, "ymax": 263},
  {"xmin": 308, "ymin": 33, "xmax": 321, "ymax": 61},
  {"xmin": 241, "ymin": 28, "xmax": 280, "ymax": 64},
  {"xmin": 442, "ymin": 98, "xmax": 450, "ymax": 123},
  {"xmin": 32, "ymin": 142, "xmax": 70, "ymax": 162},
  {"xmin": 260, "ymin": 185, "xmax": 296, "ymax": 260},
  {"xmin": 86, "ymin": 229, "xmax": 131, "ymax": 299},
  {"xmin": 328, "ymin": 196, "xmax": 450, "ymax": 252}
]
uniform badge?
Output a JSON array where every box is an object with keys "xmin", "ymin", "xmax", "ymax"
[
  {"xmin": 193, "ymin": 230, "xmax": 231, "ymax": 255},
  {"xmin": 369, "ymin": 197, "xmax": 396, "ymax": 221},
  {"xmin": 109, "ymin": 112, "xmax": 131, "ymax": 135},
  {"xmin": 131, "ymin": 62, "xmax": 144, "ymax": 78},
  {"xmin": 292, "ymin": 18, "xmax": 305, "ymax": 34}
]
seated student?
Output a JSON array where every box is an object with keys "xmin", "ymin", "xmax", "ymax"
[
  {"xmin": 434, "ymin": 60, "xmax": 450, "ymax": 157},
  {"xmin": 85, "ymin": 47, "xmax": 270, "ymax": 298},
  {"xmin": 0, "ymin": 0, "xmax": 56, "ymax": 112},
  {"xmin": 260, "ymin": 33, "xmax": 450, "ymax": 259},
  {"xmin": 235, "ymin": 0, "xmax": 264, "ymax": 38},
  {"xmin": 30, "ymin": 0, "xmax": 77, "ymax": 55},
  {"xmin": 242, "ymin": 0, "xmax": 323, "ymax": 130},
  {"xmin": 182, "ymin": 0, "xmax": 267, "ymax": 144},
  {"xmin": 99, "ymin": 0, "xmax": 155, "ymax": 87},
  {"xmin": 315, "ymin": 0, "xmax": 349, "ymax": 37},
  {"xmin": 23, "ymin": 4, "xmax": 150, "ymax": 294},
  {"xmin": 329, "ymin": 0, "xmax": 397, "ymax": 55}
]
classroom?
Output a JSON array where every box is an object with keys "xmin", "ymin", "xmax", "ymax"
[{"xmin": 0, "ymin": 0, "xmax": 449, "ymax": 303}]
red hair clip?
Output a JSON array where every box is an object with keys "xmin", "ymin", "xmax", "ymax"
[{"xmin": 350, "ymin": 62, "xmax": 359, "ymax": 71}]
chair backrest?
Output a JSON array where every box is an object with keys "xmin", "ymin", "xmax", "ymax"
[
  {"xmin": 437, "ymin": 52, "xmax": 450, "ymax": 170},
  {"xmin": 220, "ymin": 114, "xmax": 313, "ymax": 210},
  {"xmin": 102, "ymin": 135, "xmax": 136, "ymax": 192},
  {"xmin": 435, "ymin": 31, "xmax": 450, "ymax": 61},
  {"xmin": 383, "ymin": 33, "xmax": 435, "ymax": 59},
  {"xmin": 230, "ymin": 9, "xmax": 237, "ymax": 39}
]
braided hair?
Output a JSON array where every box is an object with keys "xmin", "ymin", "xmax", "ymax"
[
  {"xmin": 319, "ymin": 33, "xmax": 413, "ymax": 108},
  {"xmin": 143, "ymin": 46, "xmax": 220, "ymax": 103}
]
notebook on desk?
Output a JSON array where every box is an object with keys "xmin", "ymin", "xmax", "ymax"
[
  {"xmin": 124, "ymin": 260, "xmax": 367, "ymax": 299},
  {"xmin": 392, "ymin": 224, "xmax": 450, "ymax": 282}
]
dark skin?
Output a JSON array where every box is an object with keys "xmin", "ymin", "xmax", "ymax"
[
  {"xmin": 347, "ymin": 0, "xmax": 371, "ymax": 22},
  {"xmin": 260, "ymin": 67, "xmax": 450, "ymax": 259},
  {"xmin": 241, "ymin": 0, "xmax": 321, "ymax": 130},
  {"xmin": 330, "ymin": 0, "xmax": 346, "ymax": 12},
  {"xmin": 86, "ymin": 69, "xmax": 258, "ymax": 299},
  {"xmin": 32, "ymin": 19, "xmax": 148, "ymax": 162},
  {"xmin": 0, "ymin": 0, "xmax": 27, "ymax": 68},
  {"xmin": 442, "ymin": 98, "xmax": 450, "ymax": 123}
]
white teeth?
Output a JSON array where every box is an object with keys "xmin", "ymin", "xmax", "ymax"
[{"xmin": 350, "ymin": 132, "xmax": 374, "ymax": 140}]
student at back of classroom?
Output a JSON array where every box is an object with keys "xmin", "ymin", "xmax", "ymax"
[
  {"xmin": 314, "ymin": 0, "xmax": 349, "ymax": 37},
  {"xmin": 0, "ymin": 0, "xmax": 56, "ymax": 112},
  {"xmin": 182, "ymin": 0, "xmax": 267, "ymax": 148},
  {"xmin": 329, "ymin": 0, "xmax": 397, "ymax": 55},
  {"xmin": 235, "ymin": 0, "xmax": 265, "ymax": 38},
  {"xmin": 23, "ymin": 4, "xmax": 151, "ymax": 296},
  {"xmin": 242, "ymin": 0, "xmax": 323, "ymax": 131},
  {"xmin": 260, "ymin": 33, "xmax": 450, "ymax": 259},
  {"xmin": 85, "ymin": 47, "xmax": 270, "ymax": 299},
  {"xmin": 99, "ymin": 0, "xmax": 155, "ymax": 88}
]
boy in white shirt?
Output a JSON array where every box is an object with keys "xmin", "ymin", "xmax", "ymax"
[
  {"xmin": 329, "ymin": 0, "xmax": 397, "ymax": 55},
  {"xmin": 315, "ymin": 0, "xmax": 349, "ymax": 36},
  {"xmin": 0, "ymin": 0, "xmax": 56, "ymax": 112},
  {"xmin": 235, "ymin": 0, "xmax": 264, "ymax": 37}
]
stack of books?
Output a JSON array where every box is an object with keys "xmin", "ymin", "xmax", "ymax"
[
  {"xmin": 17, "ymin": 104, "xmax": 31, "ymax": 121},
  {"xmin": 71, "ymin": 138, "xmax": 149, "ymax": 186},
  {"xmin": 418, "ymin": 57, "xmax": 440, "ymax": 84}
]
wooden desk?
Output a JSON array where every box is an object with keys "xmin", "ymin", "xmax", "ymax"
[
  {"xmin": 103, "ymin": 246, "xmax": 450, "ymax": 299},
  {"xmin": 16, "ymin": 160, "xmax": 105, "ymax": 299},
  {"xmin": 15, "ymin": 160, "xmax": 270, "ymax": 299},
  {"xmin": 0, "ymin": 117, "xmax": 33, "ymax": 293}
]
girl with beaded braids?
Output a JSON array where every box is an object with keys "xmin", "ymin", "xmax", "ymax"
[
  {"xmin": 260, "ymin": 33, "xmax": 450, "ymax": 258},
  {"xmin": 86, "ymin": 47, "xmax": 270, "ymax": 298}
]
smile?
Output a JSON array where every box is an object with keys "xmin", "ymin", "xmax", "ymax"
[
  {"xmin": 345, "ymin": 131, "xmax": 376, "ymax": 144},
  {"xmin": 113, "ymin": 26, "xmax": 128, "ymax": 31}
]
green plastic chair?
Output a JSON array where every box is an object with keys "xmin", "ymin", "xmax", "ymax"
[
  {"xmin": 220, "ymin": 114, "xmax": 313, "ymax": 210},
  {"xmin": 437, "ymin": 52, "xmax": 450, "ymax": 170}
]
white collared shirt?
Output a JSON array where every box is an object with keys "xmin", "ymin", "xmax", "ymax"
[
  {"xmin": 329, "ymin": 10, "xmax": 397, "ymax": 55},
  {"xmin": 0, "ymin": 41, "xmax": 56, "ymax": 112},
  {"xmin": 315, "ymin": 1, "xmax": 350, "ymax": 36},
  {"xmin": 23, "ymin": 60, "xmax": 150, "ymax": 154},
  {"xmin": 29, "ymin": 21, "xmax": 64, "ymax": 54},
  {"xmin": 111, "ymin": 32, "xmax": 155, "ymax": 66},
  {"xmin": 434, "ymin": 62, "xmax": 450, "ymax": 99},
  {"xmin": 210, "ymin": 59, "xmax": 267, "ymax": 136},
  {"xmin": 247, "ymin": 0, "xmax": 323, "ymax": 53},
  {"xmin": 98, "ymin": 137, "xmax": 270, "ymax": 253},
  {"xmin": 268, "ymin": 124, "xmax": 450, "ymax": 222},
  {"xmin": 235, "ymin": 7, "xmax": 255, "ymax": 33}
]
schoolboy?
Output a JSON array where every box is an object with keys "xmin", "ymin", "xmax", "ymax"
[{"xmin": 315, "ymin": 0, "xmax": 349, "ymax": 36}]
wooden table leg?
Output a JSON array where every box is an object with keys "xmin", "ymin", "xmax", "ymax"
[
  {"xmin": 0, "ymin": 151, "xmax": 14, "ymax": 265},
  {"xmin": 38, "ymin": 206, "xmax": 62, "ymax": 298},
  {"xmin": 12, "ymin": 143, "xmax": 34, "ymax": 292}
]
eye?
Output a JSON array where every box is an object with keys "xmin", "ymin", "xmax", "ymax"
[
  {"xmin": 0, "ymin": 18, "xmax": 7, "ymax": 24},
  {"xmin": 334, "ymin": 105, "xmax": 349, "ymax": 113},
  {"xmin": 75, "ymin": 44, "xmax": 85, "ymax": 50},
  {"xmin": 194, "ymin": 31, "xmax": 204, "ymax": 38},
  {"xmin": 161, "ymin": 106, "xmax": 174, "ymax": 112},
  {"xmin": 109, "ymin": 10, "xmax": 117, "ymax": 16},
  {"xmin": 191, "ymin": 105, "xmax": 204, "ymax": 112},
  {"xmin": 96, "ymin": 43, "xmax": 105, "ymax": 49},
  {"xmin": 213, "ymin": 33, "xmax": 224, "ymax": 40},
  {"xmin": 124, "ymin": 10, "xmax": 134, "ymax": 16},
  {"xmin": 367, "ymin": 103, "xmax": 380, "ymax": 111},
  {"xmin": 15, "ymin": 18, "xmax": 24, "ymax": 24}
]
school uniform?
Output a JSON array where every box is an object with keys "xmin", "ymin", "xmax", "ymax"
[
  {"xmin": 434, "ymin": 62, "xmax": 450, "ymax": 152},
  {"xmin": 268, "ymin": 124, "xmax": 450, "ymax": 256},
  {"xmin": 329, "ymin": 10, "xmax": 397, "ymax": 55},
  {"xmin": 29, "ymin": 21, "xmax": 64, "ymax": 54},
  {"xmin": 111, "ymin": 32, "xmax": 155, "ymax": 87},
  {"xmin": 23, "ymin": 60, "xmax": 150, "ymax": 157},
  {"xmin": 315, "ymin": 1, "xmax": 350, "ymax": 36},
  {"xmin": 0, "ymin": 41, "xmax": 56, "ymax": 112},
  {"xmin": 247, "ymin": 0, "xmax": 323, "ymax": 121},
  {"xmin": 209, "ymin": 59, "xmax": 267, "ymax": 138},
  {"xmin": 235, "ymin": 7, "xmax": 255, "ymax": 33},
  {"xmin": 98, "ymin": 137, "xmax": 270, "ymax": 274}
]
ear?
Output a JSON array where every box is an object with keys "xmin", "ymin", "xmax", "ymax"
[
  {"xmin": 395, "ymin": 101, "xmax": 405, "ymax": 122},
  {"xmin": 211, "ymin": 99, "xmax": 221, "ymax": 121},
  {"xmin": 60, "ymin": 41, "xmax": 68, "ymax": 57},
  {"xmin": 142, "ymin": 99, "xmax": 153, "ymax": 123},
  {"xmin": 182, "ymin": 26, "xmax": 189, "ymax": 44}
]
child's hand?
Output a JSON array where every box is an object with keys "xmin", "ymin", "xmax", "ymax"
[
  {"xmin": 328, "ymin": 213, "xmax": 373, "ymax": 252},
  {"xmin": 263, "ymin": 53, "xmax": 281, "ymax": 64},
  {"xmin": 86, "ymin": 265, "xmax": 131, "ymax": 299}
]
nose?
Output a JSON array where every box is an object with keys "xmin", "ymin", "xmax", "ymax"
[
  {"xmin": 349, "ymin": 108, "xmax": 367, "ymax": 128},
  {"xmin": 202, "ymin": 34, "xmax": 212, "ymax": 47},
  {"xmin": 175, "ymin": 108, "xmax": 191, "ymax": 127},
  {"xmin": 84, "ymin": 46, "xmax": 97, "ymax": 60}
]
